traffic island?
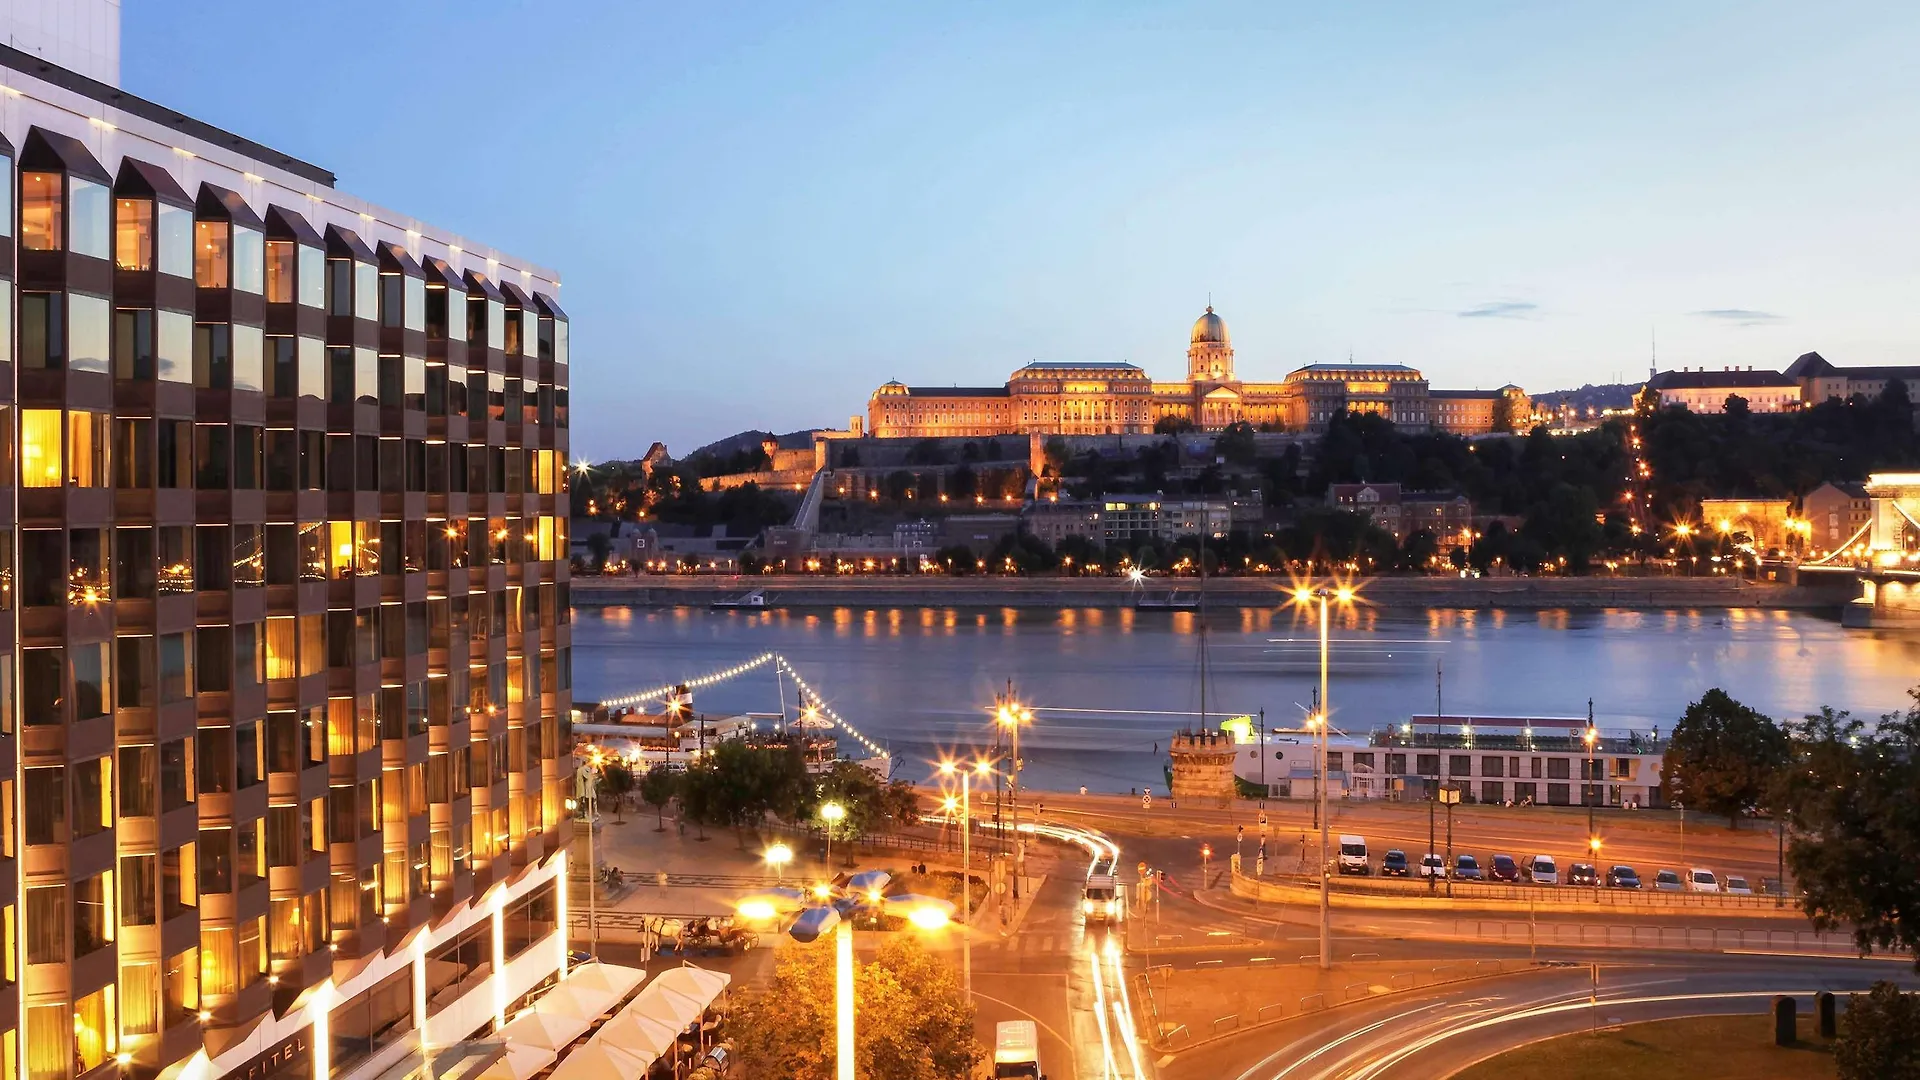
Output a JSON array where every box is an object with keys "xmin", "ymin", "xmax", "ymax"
[{"xmin": 1450, "ymin": 1013, "xmax": 1837, "ymax": 1080}]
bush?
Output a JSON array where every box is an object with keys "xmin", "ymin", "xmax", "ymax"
[{"xmin": 1836, "ymin": 982, "xmax": 1920, "ymax": 1080}]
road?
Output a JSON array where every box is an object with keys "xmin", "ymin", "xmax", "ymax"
[
  {"xmin": 1163, "ymin": 953, "xmax": 1920, "ymax": 1080},
  {"xmin": 1034, "ymin": 790, "xmax": 1790, "ymax": 888}
]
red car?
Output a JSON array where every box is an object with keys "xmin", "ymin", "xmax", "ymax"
[{"xmin": 1489, "ymin": 853, "xmax": 1522, "ymax": 883}]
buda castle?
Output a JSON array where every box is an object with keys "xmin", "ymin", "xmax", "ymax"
[{"xmin": 867, "ymin": 306, "xmax": 1527, "ymax": 439}]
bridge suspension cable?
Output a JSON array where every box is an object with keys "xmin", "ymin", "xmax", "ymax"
[{"xmin": 596, "ymin": 652, "xmax": 886, "ymax": 759}]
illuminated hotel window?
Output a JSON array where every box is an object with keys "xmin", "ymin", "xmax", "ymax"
[
  {"xmin": 21, "ymin": 410, "xmax": 61, "ymax": 487},
  {"xmin": 195, "ymin": 220, "xmax": 229, "ymax": 288},
  {"xmin": 20, "ymin": 172, "xmax": 61, "ymax": 250},
  {"xmin": 117, "ymin": 196, "xmax": 153, "ymax": 270}
]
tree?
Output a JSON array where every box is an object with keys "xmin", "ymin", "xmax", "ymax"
[
  {"xmin": 729, "ymin": 937, "xmax": 982, "ymax": 1080},
  {"xmin": 1490, "ymin": 395, "xmax": 1516, "ymax": 434},
  {"xmin": 595, "ymin": 762, "xmax": 635, "ymax": 823},
  {"xmin": 1836, "ymin": 981, "xmax": 1920, "ymax": 1079},
  {"xmin": 638, "ymin": 765, "xmax": 677, "ymax": 832},
  {"xmin": 1214, "ymin": 421, "xmax": 1258, "ymax": 467},
  {"xmin": 1662, "ymin": 688, "xmax": 1789, "ymax": 827},
  {"xmin": 1723, "ymin": 393, "xmax": 1750, "ymax": 418},
  {"xmin": 1777, "ymin": 692, "xmax": 1920, "ymax": 965},
  {"xmin": 585, "ymin": 531, "xmax": 612, "ymax": 570},
  {"xmin": 934, "ymin": 544, "xmax": 977, "ymax": 575},
  {"xmin": 1153, "ymin": 414, "xmax": 1196, "ymax": 435}
]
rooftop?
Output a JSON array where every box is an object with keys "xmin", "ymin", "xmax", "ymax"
[
  {"xmin": 1647, "ymin": 368, "xmax": 1796, "ymax": 390},
  {"xmin": 0, "ymin": 43, "xmax": 334, "ymax": 187}
]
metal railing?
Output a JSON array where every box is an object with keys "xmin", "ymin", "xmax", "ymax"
[{"xmin": 1241, "ymin": 866, "xmax": 1803, "ymax": 911}]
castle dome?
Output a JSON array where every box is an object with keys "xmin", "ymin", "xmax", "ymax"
[{"xmin": 1190, "ymin": 306, "xmax": 1229, "ymax": 346}]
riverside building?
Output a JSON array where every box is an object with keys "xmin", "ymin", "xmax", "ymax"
[
  {"xmin": 0, "ymin": 10, "xmax": 576, "ymax": 1080},
  {"xmin": 867, "ymin": 306, "xmax": 1527, "ymax": 438}
]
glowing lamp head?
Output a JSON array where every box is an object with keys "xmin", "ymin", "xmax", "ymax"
[
  {"xmin": 1589, "ymin": 837, "xmax": 1602, "ymax": 852},
  {"xmin": 820, "ymin": 802, "xmax": 847, "ymax": 824},
  {"xmin": 1292, "ymin": 586, "xmax": 1313, "ymax": 604},
  {"xmin": 736, "ymin": 899, "xmax": 778, "ymax": 921},
  {"xmin": 1336, "ymin": 586, "xmax": 1355, "ymax": 603},
  {"xmin": 908, "ymin": 905, "xmax": 951, "ymax": 930},
  {"xmin": 765, "ymin": 843, "xmax": 793, "ymax": 868}
]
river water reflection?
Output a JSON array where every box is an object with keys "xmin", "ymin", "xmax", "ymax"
[{"xmin": 572, "ymin": 604, "xmax": 1920, "ymax": 792}]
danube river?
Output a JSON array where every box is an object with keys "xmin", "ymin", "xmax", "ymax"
[{"xmin": 571, "ymin": 604, "xmax": 1920, "ymax": 793}]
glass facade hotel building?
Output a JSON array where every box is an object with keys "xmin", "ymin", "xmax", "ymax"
[{"xmin": 0, "ymin": 17, "xmax": 574, "ymax": 1080}]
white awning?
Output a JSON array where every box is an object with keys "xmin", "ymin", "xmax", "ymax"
[
  {"xmin": 546, "ymin": 1039, "xmax": 656, "ymax": 1080},
  {"xmin": 495, "ymin": 1000, "xmax": 590, "ymax": 1052},
  {"xmin": 475, "ymin": 1042, "xmax": 555, "ymax": 1080}
]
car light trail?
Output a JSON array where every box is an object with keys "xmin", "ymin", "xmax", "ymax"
[
  {"xmin": 1088, "ymin": 944, "xmax": 1118, "ymax": 1078},
  {"xmin": 1105, "ymin": 939, "xmax": 1149, "ymax": 1079}
]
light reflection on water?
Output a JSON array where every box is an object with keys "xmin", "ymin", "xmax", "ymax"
[{"xmin": 571, "ymin": 605, "xmax": 1920, "ymax": 792}]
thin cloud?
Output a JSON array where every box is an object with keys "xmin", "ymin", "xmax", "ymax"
[
  {"xmin": 1457, "ymin": 301, "xmax": 1538, "ymax": 319},
  {"xmin": 1693, "ymin": 308, "xmax": 1783, "ymax": 326}
]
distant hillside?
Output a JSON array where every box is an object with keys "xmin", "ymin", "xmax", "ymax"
[
  {"xmin": 685, "ymin": 428, "xmax": 822, "ymax": 460},
  {"xmin": 1532, "ymin": 383, "xmax": 1641, "ymax": 413}
]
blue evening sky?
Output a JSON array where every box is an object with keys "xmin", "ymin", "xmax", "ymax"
[{"xmin": 126, "ymin": 2, "xmax": 1920, "ymax": 457}]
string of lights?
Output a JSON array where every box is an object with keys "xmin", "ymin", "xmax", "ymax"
[{"xmin": 595, "ymin": 651, "xmax": 888, "ymax": 759}]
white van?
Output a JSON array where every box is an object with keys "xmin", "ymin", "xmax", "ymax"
[
  {"xmin": 1688, "ymin": 868, "xmax": 1721, "ymax": 893},
  {"xmin": 1338, "ymin": 835, "xmax": 1371, "ymax": 875},
  {"xmin": 1524, "ymin": 854, "xmax": 1559, "ymax": 885},
  {"xmin": 994, "ymin": 1020, "xmax": 1044, "ymax": 1079}
]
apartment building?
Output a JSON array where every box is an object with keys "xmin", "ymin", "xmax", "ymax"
[{"xmin": 0, "ymin": 11, "xmax": 575, "ymax": 1080}]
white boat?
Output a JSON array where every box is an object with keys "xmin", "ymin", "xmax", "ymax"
[{"xmin": 710, "ymin": 590, "xmax": 767, "ymax": 609}]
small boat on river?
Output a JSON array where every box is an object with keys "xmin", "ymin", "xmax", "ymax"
[{"xmin": 711, "ymin": 590, "xmax": 767, "ymax": 610}]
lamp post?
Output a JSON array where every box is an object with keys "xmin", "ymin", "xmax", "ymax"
[
  {"xmin": 1589, "ymin": 835, "xmax": 1602, "ymax": 899},
  {"xmin": 571, "ymin": 749, "xmax": 604, "ymax": 957},
  {"xmin": 1293, "ymin": 581, "xmax": 1355, "ymax": 971},
  {"xmin": 1584, "ymin": 703, "xmax": 1599, "ymax": 839},
  {"xmin": 758, "ymin": 871, "xmax": 956, "ymax": 1080},
  {"xmin": 765, "ymin": 842, "xmax": 793, "ymax": 885},
  {"xmin": 821, "ymin": 802, "xmax": 846, "ymax": 867},
  {"xmin": 994, "ymin": 686, "xmax": 1032, "ymax": 899},
  {"xmin": 939, "ymin": 757, "xmax": 992, "ymax": 995}
]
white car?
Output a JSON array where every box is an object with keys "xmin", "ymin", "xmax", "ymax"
[
  {"xmin": 1524, "ymin": 855, "xmax": 1558, "ymax": 886},
  {"xmin": 1418, "ymin": 853, "xmax": 1447, "ymax": 879},
  {"xmin": 1688, "ymin": 868, "xmax": 1720, "ymax": 893},
  {"xmin": 1724, "ymin": 876, "xmax": 1753, "ymax": 896}
]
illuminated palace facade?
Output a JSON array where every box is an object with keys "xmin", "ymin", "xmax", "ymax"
[
  {"xmin": 867, "ymin": 306, "xmax": 1524, "ymax": 438},
  {"xmin": 0, "ymin": 11, "xmax": 576, "ymax": 1080}
]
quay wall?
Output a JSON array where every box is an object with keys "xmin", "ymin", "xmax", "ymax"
[{"xmin": 569, "ymin": 575, "xmax": 1855, "ymax": 612}]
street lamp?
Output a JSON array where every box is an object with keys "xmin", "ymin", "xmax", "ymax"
[
  {"xmin": 765, "ymin": 842, "xmax": 793, "ymax": 885},
  {"xmin": 1290, "ymin": 580, "xmax": 1357, "ymax": 971},
  {"xmin": 821, "ymin": 802, "xmax": 847, "ymax": 867},
  {"xmin": 938, "ymin": 756, "xmax": 993, "ymax": 995},
  {"xmin": 1583, "ymin": 709, "xmax": 1599, "ymax": 840},
  {"xmin": 771, "ymin": 872, "xmax": 956, "ymax": 1080},
  {"xmin": 994, "ymin": 686, "xmax": 1034, "ymax": 897},
  {"xmin": 1588, "ymin": 835, "xmax": 1602, "ymax": 898}
]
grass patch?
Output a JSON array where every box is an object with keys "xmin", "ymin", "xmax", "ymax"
[{"xmin": 1453, "ymin": 1013, "xmax": 1835, "ymax": 1080}]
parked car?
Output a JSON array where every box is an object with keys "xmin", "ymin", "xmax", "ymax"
[
  {"xmin": 1688, "ymin": 868, "xmax": 1721, "ymax": 893},
  {"xmin": 1606, "ymin": 865, "xmax": 1642, "ymax": 889},
  {"xmin": 1338, "ymin": 835, "xmax": 1371, "ymax": 875},
  {"xmin": 1567, "ymin": 862, "xmax": 1599, "ymax": 886},
  {"xmin": 1490, "ymin": 854, "xmax": 1521, "ymax": 883},
  {"xmin": 1382, "ymin": 850, "xmax": 1411, "ymax": 876},
  {"xmin": 1725, "ymin": 876, "xmax": 1754, "ymax": 896},
  {"xmin": 1418, "ymin": 853, "xmax": 1447, "ymax": 879},
  {"xmin": 1524, "ymin": 854, "xmax": 1559, "ymax": 885},
  {"xmin": 1453, "ymin": 854, "xmax": 1483, "ymax": 881},
  {"xmin": 1654, "ymin": 869, "xmax": 1683, "ymax": 891}
]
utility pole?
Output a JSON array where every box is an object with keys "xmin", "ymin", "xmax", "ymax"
[
  {"xmin": 1310, "ymin": 686, "xmax": 1321, "ymax": 830},
  {"xmin": 1258, "ymin": 707, "xmax": 1267, "ymax": 796},
  {"xmin": 1430, "ymin": 659, "xmax": 1440, "ymax": 894}
]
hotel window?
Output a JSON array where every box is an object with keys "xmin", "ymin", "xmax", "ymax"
[
  {"xmin": 23, "ymin": 767, "xmax": 64, "ymax": 844},
  {"xmin": 74, "ymin": 872, "xmax": 111, "ymax": 958},
  {"xmin": 73, "ymin": 754, "xmax": 111, "ymax": 838},
  {"xmin": 158, "ymin": 308, "xmax": 192, "ymax": 382},
  {"xmin": 233, "ymin": 323, "xmax": 264, "ymax": 392},
  {"xmin": 19, "ymin": 292, "xmax": 62, "ymax": 368},
  {"xmin": 21, "ymin": 410, "xmax": 60, "ymax": 487},
  {"xmin": 72, "ymin": 290, "xmax": 109, "ymax": 368},
  {"xmin": 162, "ymin": 843, "xmax": 197, "ymax": 919},
  {"xmin": 157, "ymin": 202, "xmax": 192, "ymax": 277},
  {"xmin": 265, "ymin": 239, "xmax": 295, "ymax": 302},
  {"xmin": 122, "ymin": 961, "xmax": 160, "ymax": 1037},
  {"xmin": 233, "ymin": 225, "xmax": 264, "ymax": 294},
  {"xmin": 194, "ymin": 323, "xmax": 231, "ymax": 388},
  {"xmin": 161, "ymin": 730, "xmax": 194, "ymax": 807},
  {"xmin": 69, "ymin": 410, "xmax": 109, "ymax": 486},
  {"xmin": 163, "ymin": 946, "xmax": 199, "ymax": 1028},
  {"xmin": 114, "ymin": 308, "xmax": 155, "ymax": 379},
  {"xmin": 70, "ymin": 177, "xmax": 110, "ymax": 258},
  {"xmin": 20, "ymin": 171, "xmax": 61, "ymax": 249},
  {"xmin": 298, "ymin": 245, "xmax": 325, "ymax": 307},
  {"xmin": 117, "ymin": 196, "xmax": 154, "ymax": 270},
  {"xmin": 201, "ymin": 925, "xmax": 237, "ymax": 996},
  {"xmin": 195, "ymin": 219, "xmax": 230, "ymax": 287},
  {"xmin": 119, "ymin": 744, "xmax": 156, "ymax": 816},
  {"xmin": 266, "ymin": 336, "xmax": 296, "ymax": 397},
  {"xmin": 120, "ymin": 855, "xmax": 157, "ymax": 926},
  {"xmin": 356, "ymin": 261, "xmax": 379, "ymax": 320}
]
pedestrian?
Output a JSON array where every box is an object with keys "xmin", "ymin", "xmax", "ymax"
[{"xmin": 1079, "ymin": 785, "xmax": 1088, "ymax": 796}]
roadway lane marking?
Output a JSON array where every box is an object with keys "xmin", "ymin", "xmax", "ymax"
[
  {"xmin": 1195, "ymin": 959, "xmax": 1223, "ymax": 966},
  {"xmin": 1249, "ymin": 956, "xmax": 1276, "ymax": 963}
]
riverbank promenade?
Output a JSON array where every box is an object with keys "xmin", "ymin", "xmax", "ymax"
[{"xmin": 573, "ymin": 572, "xmax": 1849, "ymax": 610}]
